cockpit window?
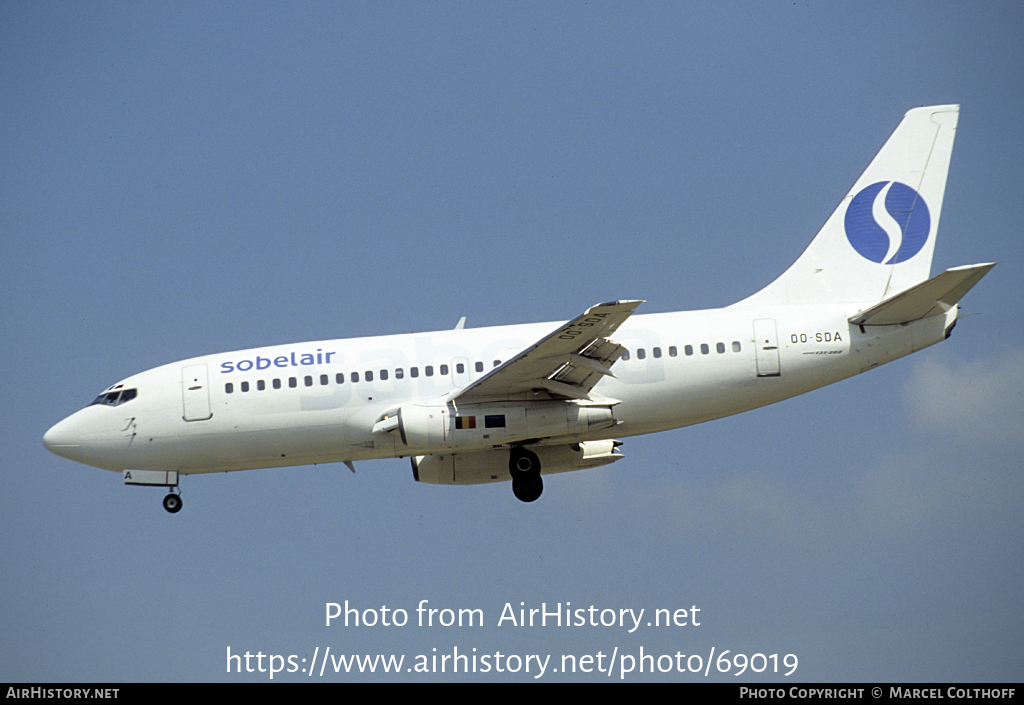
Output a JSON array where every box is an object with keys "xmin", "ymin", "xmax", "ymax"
[{"xmin": 90, "ymin": 388, "xmax": 138, "ymax": 406}]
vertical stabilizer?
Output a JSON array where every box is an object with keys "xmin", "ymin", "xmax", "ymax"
[{"xmin": 734, "ymin": 105, "xmax": 959, "ymax": 307}]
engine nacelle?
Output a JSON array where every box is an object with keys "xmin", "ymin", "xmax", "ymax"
[
  {"xmin": 396, "ymin": 401, "xmax": 616, "ymax": 452},
  {"xmin": 412, "ymin": 439, "xmax": 624, "ymax": 485}
]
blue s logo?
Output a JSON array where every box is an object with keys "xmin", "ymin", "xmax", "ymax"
[{"xmin": 844, "ymin": 181, "xmax": 931, "ymax": 264}]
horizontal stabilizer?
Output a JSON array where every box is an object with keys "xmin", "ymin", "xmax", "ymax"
[{"xmin": 850, "ymin": 263, "xmax": 995, "ymax": 326}]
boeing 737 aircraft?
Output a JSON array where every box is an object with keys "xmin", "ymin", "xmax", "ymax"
[{"xmin": 44, "ymin": 105, "xmax": 993, "ymax": 513}]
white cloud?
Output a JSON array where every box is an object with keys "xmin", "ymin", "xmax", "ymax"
[
  {"xmin": 903, "ymin": 350, "xmax": 1024, "ymax": 445},
  {"xmin": 845, "ymin": 451, "xmax": 1020, "ymax": 535}
]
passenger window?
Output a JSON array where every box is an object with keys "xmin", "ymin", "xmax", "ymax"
[
  {"xmin": 717, "ymin": 342, "xmax": 725, "ymax": 354},
  {"xmin": 493, "ymin": 360, "xmax": 501, "ymax": 367},
  {"xmin": 440, "ymin": 364, "xmax": 449, "ymax": 375},
  {"xmin": 289, "ymin": 377, "xmax": 297, "ymax": 388},
  {"xmin": 351, "ymin": 372, "xmax": 359, "ymax": 383},
  {"xmin": 669, "ymin": 346, "xmax": 678, "ymax": 357},
  {"xmin": 396, "ymin": 368, "xmax": 404, "ymax": 379},
  {"xmin": 456, "ymin": 363, "xmax": 465, "ymax": 374},
  {"xmin": 732, "ymin": 341, "xmax": 741, "ymax": 352},
  {"xmin": 653, "ymin": 347, "xmax": 662, "ymax": 358},
  {"xmin": 475, "ymin": 362, "xmax": 484, "ymax": 373},
  {"xmin": 685, "ymin": 345, "xmax": 693, "ymax": 356},
  {"xmin": 304, "ymin": 376, "xmax": 313, "ymax": 387},
  {"xmin": 320, "ymin": 374, "xmax": 329, "ymax": 385},
  {"xmin": 241, "ymin": 382, "xmax": 250, "ymax": 392},
  {"xmin": 425, "ymin": 366, "xmax": 434, "ymax": 377},
  {"xmin": 701, "ymin": 344, "xmax": 709, "ymax": 355},
  {"xmin": 273, "ymin": 379, "xmax": 281, "ymax": 389},
  {"xmin": 637, "ymin": 349, "xmax": 646, "ymax": 360},
  {"xmin": 225, "ymin": 383, "xmax": 234, "ymax": 394},
  {"xmin": 336, "ymin": 373, "xmax": 344, "ymax": 384},
  {"xmin": 365, "ymin": 371, "xmax": 373, "ymax": 382},
  {"xmin": 257, "ymin": 380, "xmax": 265, "ymax": 391},
  {"xmin": 411, "ymin": 367, "xmax": 419, "ymax": 378},
  {"xmin": 380, "ymin": 369, "xmax": 388, "ymax": 381},
  {"xmin": 622, "ymin": 351, "xmax": 631, "ymax": 361}
]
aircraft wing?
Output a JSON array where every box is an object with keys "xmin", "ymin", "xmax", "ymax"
[{"xmin": 448, "ymin": 300, "xmax": 644, "ymax": 403}]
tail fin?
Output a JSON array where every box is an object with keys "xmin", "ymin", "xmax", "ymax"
[{"xmin": 735, "ymin": 105, "xmax": 959, "ymax": 306}]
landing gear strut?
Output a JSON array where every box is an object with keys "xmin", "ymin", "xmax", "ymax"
[{"xmin": 509, "ymin": 447, "xmax": 543, "ymax": 502}]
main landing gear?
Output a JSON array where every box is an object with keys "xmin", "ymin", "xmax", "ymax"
[{"xmin": 509, "ymin": 447, "xmax": 543, "ymax": 503}]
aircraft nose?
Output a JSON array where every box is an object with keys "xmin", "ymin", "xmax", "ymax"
[
  {"xmin": 43, "ymin": 407, "xmax": 131, "ymax": 471},
  {"xmin": 43, "ymin": 415, "xmax": 83, "ymax": 459}
]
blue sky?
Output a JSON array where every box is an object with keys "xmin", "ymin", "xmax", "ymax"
[{"xmin": 3, "ymin": 1, "xmax": 1021, "ymax": 682}]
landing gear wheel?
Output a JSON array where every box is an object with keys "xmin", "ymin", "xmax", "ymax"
[
  {"xmin": 163, "ymin": 493, "xmax": 183, "ymax": 514},
  {"xmin": 509, "ymin": 447, "xmax": 543, "ymax": 502},
  {"xmin": 512, "ymin": 473, "xmax": 543, "ymax": 503}
]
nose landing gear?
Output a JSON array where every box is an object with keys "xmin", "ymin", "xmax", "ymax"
[{"xmin": 123, "ymin": 469, "xmax": 183, "ymax": 513}]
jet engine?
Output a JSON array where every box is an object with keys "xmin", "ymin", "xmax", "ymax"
[
  {"xmin": 392, "ymin": 401, "xmax": 617, "ymax": 452},
  {"xmin": 411, "ymin": 439, "xmax": 624, "ymax": 485}
]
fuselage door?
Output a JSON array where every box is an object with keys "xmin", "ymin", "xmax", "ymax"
[
  {"xmin": 182, "ymin": 364, "xmax": 213, "ymax": 421},
  {"xmin": 753, "ymin": 319, "xmax": 781, "ymax": 377}
]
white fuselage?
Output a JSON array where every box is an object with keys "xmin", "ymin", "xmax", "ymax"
[{"xmin": 42, "ymin": 302, "xmax": 955, "ymax": 477}]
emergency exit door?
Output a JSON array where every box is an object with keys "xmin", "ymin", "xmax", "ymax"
[
  {"xmin": 182, "ymin": 364, "xmax": 213, "ymax": 421},
  {"xmin": 753, "ymin": 319, "xmax": 781, "ymax": 377}
]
